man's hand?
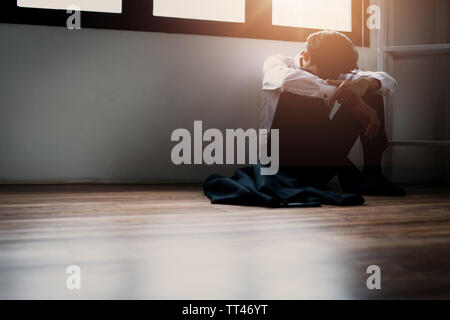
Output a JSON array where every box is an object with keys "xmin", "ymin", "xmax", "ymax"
[
  {"xmin": 363, "ymin": 107, "xmax": 381, "ymax": 139},
  {"xmin": 351, "ymin": 98, "xmax": 381, "ymax": 139},
  {"xmin": 326, "ymin": 77, "xmax": 381, "ymax": 108}
]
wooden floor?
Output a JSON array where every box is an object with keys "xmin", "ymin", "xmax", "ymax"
[{"xmin": 0, "ymin": 184, "xmax": 449, "ymax": 300}]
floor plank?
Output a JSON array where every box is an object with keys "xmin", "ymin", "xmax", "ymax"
[{"xmin": 0, "ymin": 184, "xmax": 449, "ymax": 299}]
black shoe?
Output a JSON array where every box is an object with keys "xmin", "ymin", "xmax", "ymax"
[
  {"xmin": 338, "ymin": 165, "xmax": 381, "ymax": 195},
  {"xmin": 364, "ymin": 169, "xmax": 407, "ymax": 197},
  {"xmin": 338, "ymin": 165, "xmax": 406, "ymax": 196}
]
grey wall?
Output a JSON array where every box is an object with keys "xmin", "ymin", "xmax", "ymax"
[{"xmin": 0, "ymin": 23, "xmax": 309, "ymax": 183}]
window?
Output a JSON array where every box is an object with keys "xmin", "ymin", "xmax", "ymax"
[
  {"xmin": 17, "ymin": 0, "xmax": 122, "ymax": 13},
  {"xmin": 273, "ymin": 0, "xmax": 352, "ymax": 32},
  {"xmin": 2, "ymin": 0, "xmax": 368, "ymax": 46},
  {"xmin": 153, "ymin": 0, "xmax": 245, "ymax": 23}
]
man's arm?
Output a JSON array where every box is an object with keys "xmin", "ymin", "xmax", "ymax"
[
  {"xmin": 262, "ymin": 54, "xmax": 336, "ymax": 101},
  {"xmin": 327, "ymin": 71, "xmax": 399, "ymax": 108},
  {"xmin": 341, "ymin": 70, "xmax": 399, "ymax": 97},
  {"xmin": 263, "ymin": 54, "xmax": 398, "ymax": 107}
]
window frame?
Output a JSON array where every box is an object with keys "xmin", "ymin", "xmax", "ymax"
[{"xmin": 1, "ymin": 0, "xmax": 369, "ymax": 46}]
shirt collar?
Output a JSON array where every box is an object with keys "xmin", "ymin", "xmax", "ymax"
[{"xmin": 293, "ymin": 53, "xmax": 302, "ymax": 69}]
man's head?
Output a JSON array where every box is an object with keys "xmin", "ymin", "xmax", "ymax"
[{"xmin": 301, "ymin": 30, "xmax": 359, "ymax": 80}]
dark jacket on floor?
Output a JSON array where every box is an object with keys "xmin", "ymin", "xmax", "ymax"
[{"xmin": 203, "ymin": 164, "xmax": 365, "ymax": 208}]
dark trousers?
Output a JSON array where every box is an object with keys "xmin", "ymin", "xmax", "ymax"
[{"xmin": 270, "ymin": 92, "xmax": 388, "ymax": 186}]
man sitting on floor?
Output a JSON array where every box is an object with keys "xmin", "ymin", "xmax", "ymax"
[{"xmin": 261, "ymin": 30, "xmax": 405, "ymax": 196}]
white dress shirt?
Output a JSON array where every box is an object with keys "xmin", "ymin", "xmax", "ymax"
[{"xmin": 260, "ymin": 53, "xmax": 399, "ymax": 130}]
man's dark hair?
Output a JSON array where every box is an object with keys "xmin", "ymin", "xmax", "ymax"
[{"xmin": 305, "ymin": 30, "xmax": 359, "ymax": 76}]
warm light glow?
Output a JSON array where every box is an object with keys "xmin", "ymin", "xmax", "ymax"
[
  {"xmin": 273, "ymin": 0, "xmax": 352, "ymax": 32},
  {"xmin": 17, "ymin": 0, "xmax": 122, "ymax": 13},
  {"xmin": 153, "ymin": 0, "xmax": 245, "ymax": 23}
]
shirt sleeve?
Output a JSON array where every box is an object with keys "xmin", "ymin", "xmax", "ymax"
[
  {"xmin": 283, "ymin": 70, "xmax": 336, "ymax": 102},
  {"xmin": 262, "ymin": 54, "xmax": 336, "ymax": 102},
  {"xmin": 262, "ymin": 54, "xmax": 293, "ymax": 90},
  {"xmin": 341, "ymin": 70, "xmax": 399, "ymax": 96}
]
